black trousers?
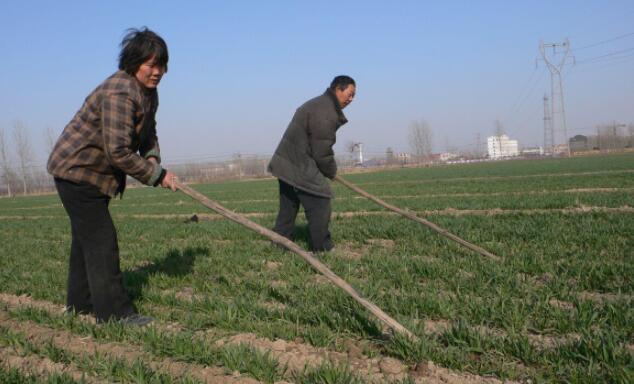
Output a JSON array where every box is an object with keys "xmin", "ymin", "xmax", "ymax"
[
  {"xmin": 273, "ymin": 179, "xmax": 334, "ymax": 252},
  {"xmin": 54, "ymin": 178, "xmax": 135, "ymax": 322}
]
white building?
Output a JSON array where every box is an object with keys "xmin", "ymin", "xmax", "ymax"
[
  {"xmin": 487, "ymin": 134, "xmax": 519, "ymax": 159},
  {"xmin": 521, "ymin": 147, "xmax": 544, "ymax": 157},
  {"xmin": 439, "ymin": 152, "xmax": 459, "ymax": 162},
  {"xmin": 395, "ymin": 152, "xmax": 411, "ymax": 164}
]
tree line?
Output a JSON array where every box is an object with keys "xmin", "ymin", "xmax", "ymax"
[
  {"xmin": 2, "ymin": 119, "xmax": 632, "ymax": 197},
  {"xmin": 0, "ymin": 121, "xmax": 56, "ymax": 197}
]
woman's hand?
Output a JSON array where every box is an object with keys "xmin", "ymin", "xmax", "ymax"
[{"xmin": 160, "ymin": 171, "xmax": 178, "ymax": 192}]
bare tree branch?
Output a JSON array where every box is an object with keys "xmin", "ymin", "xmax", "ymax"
[
  {"xmin": 408, "ymin": 120, "xmax": 433, "ymax": 163},
  {"xmin": 45, "ymin": 126, "xmax": 57, "ymax": 154},
  {"xmin": 13, "ymin": 120, "xmax": 34, "ymax": 195},
  {"xmin": 0, "ymin": 127, "xmax": 13, "ymax": 197}
]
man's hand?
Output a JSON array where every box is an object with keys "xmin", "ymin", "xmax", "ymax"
[{"xmin": 160, "ymin": 170, "xmax": 178, "ymax": 192}]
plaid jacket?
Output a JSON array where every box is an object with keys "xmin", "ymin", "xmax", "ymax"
[{"xmin": 47, "ymin": 70, "xmax": 163, "ymax": 197}]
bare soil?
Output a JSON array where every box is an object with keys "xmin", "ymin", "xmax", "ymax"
[
  {"xmin": 0, "ymin": 308, "xmax": 259, "ymax": 383},
  {"xmin": 2, "ymin": 205, "xmax": 633, "ymax": 222},
  {"xmin": 0, "ymin": 292, "xmax": 517, "ymax": 383},
  {"xmin": 0, "ymin": 344, "xmax": 105, "ymax": 383},
  {"xmin": 577, "ymin": 291, "xmax": 633, "ymax": 303},
  {"xmin": 216, "ymin": 332, "xmax": 514, "ymax": 383},
  {"xmin": 548, "ymin": 298, "xmax": 576, "ymax": 311},
  {"xmin": 375, "ymin": 187, "xmax": 630, "ymax": 200},
  {"xmin": 365, "ymin": 238, "xmax": 396, "ymax": 248},
  {"xmin": 335, "ymin": 241, "xmax": 366, "ymax": 260}
]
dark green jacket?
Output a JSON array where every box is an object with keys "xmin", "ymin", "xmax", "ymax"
[{"xmin": 268, "ymin": 89, "xmax": 348, "ymax": 198}]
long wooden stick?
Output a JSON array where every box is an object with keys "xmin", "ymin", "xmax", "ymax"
[
  {"xmin": 334, "ymin": 175, "xmax": 501, "ymax": 261},
  {"xmin": 175, "ymin": 181, "xmax": 418, "ymax": 341}
]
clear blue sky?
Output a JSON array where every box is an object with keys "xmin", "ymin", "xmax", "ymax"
[{"xmin": 1, "ymin": 1, "xmax": 633, "ymax": 166}]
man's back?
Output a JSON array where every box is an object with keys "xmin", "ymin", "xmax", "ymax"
[{"xmin": 268, "ymin": 89, "xmax": 347, "ymax": 198}]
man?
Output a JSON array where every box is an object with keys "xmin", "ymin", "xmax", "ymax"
[
  {"xmin": 268, "ymin": 75, "xmax": 356, "ymax": 252},
  {"xmin": 47, "ymin": 28, "xmax": 177, "ymax": 326}
]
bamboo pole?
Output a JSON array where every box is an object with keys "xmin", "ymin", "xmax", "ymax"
[
  {"xmin": 334, "ymin": 175, "xmax": 501, "ymax": 261},
  {"xmin": 175, "ymin": 181, "xmax": 418, "ymax": 341}
]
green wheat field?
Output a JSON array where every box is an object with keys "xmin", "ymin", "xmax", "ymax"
[{"xmin": 0, "ymin": 154, "xmax": 632, "ymax": 383}]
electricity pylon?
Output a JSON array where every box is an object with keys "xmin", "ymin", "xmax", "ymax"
[
  {"xmin": 543, "ymin": 94, "xmax": 553, "ymax": 155},
  {"xmin": 539, "ymin": 39, "xmax": 573, "ymax": 156}
]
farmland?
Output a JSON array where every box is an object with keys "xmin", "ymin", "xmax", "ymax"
[{"xmin": 0, "ymin": 154, "xmax": 633, "ymax": 383}]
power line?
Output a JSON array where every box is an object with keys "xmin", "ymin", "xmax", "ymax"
[
  {"xmin": 506, "ymin": 67, "xmax": 547, "ymax": 123},
  {"xmin": 573, "ymin": 31, "xmax": 634, "ymax": 51},
  {"xmin": 575, "ymin": 46, "xmax": 634, "ymax": 64},
  {"xmin": 505, "ymin": 66, "xmax": 539, "ymax": 118},
  {"xmin": 571, "ymin": 53, "xmax": 634, "ymax": 73}
]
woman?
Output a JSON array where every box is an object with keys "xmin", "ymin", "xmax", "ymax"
[{"xmin": 47, "ymin": 28, "xmax": 177, "ymax": 326}]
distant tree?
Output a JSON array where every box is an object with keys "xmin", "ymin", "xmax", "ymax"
[
  {"xmin": 596, "ymin": 123, "xmax": 625, "ymax": 151},
  {"xmin": 243, "ymin": 156, "xmax": 267, "ymax": 177},
  {"xmin": 13, "ymin": 121, "xmax": 34, "ymax": 194},
  {"xmin": 345, "ymin": 141, "xmax": 356, "ymax": 165},
  {"xmin": 628, "ymin": 123, "xmax": 634, "ymax": 148},
  {"xmin": 45, "ymin": 126, "xmax": 57, "ymax": 154},
  {"xmin": 0, "ymin": 127, "xmax": 12, "ymax": 197},
  {"xmin": 385, "ymin": 147, "xmax": 395, "ymax": 165},
  {"xmin": 345, "ymin": 141, "xmax": 355, "ymax": 154},
  {"xmin": 408, "ymin": 120, "xmax": 432, "ymax": 163},
  {"xmin": 232, "ymin": 152, "xmax": 243, "ymax": 179}
]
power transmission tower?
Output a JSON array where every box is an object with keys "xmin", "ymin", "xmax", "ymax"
[
  {"xmin": 539, "ymin": 39, "xmax": 574, "ymax": 156},
  {"xmin": 543, "ymin": 94, "xmax": 553, "ymax": 155}
]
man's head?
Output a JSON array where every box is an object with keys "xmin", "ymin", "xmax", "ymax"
[
  {"xmin": 119, "ymin": 28, "xmax": 168, "ymax": 89},
  {"xmin": 329, "ymin": 75, "xmax": 356, "ymax": 109}
]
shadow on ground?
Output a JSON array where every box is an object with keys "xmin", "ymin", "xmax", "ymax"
[
  {"xmin": 292, "ymin": 224, "xmax": 311, "ymax": 247},
  {"xmin": 124, "ymin": 246, "xmax": 208, "ymax": 300}
]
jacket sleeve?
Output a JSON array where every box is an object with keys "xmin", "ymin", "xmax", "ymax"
[
  {"xmin": 101, "ymin": 91, "xmax": 163, "ymax": 186},
  {"xmin": 139, "ymin": 94, "xmax": 161, "ymax": 162},
  {"xmin": 139, "ymin": 118, "xmax": 161, "ymax": 163},
  {"xmin": 308, "ymin": 112, "xmax": 337, "ymax": 179}
]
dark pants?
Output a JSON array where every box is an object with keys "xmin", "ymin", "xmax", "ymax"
[
  {"xmin": 54, "ymin": 178, "xmax": 135, "ymax": 322},
  {"xmin": 273, "ymin": 179, "xmax": 334, "ymax": 252}
]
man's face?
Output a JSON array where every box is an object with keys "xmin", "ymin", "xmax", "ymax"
[
  {"xmin": 135, "ymin": 55, "xmax": 166, "ymax": 89},
  {"xmin": 335, "ymin": 84, "xmax": 356, "ymax": 109}
]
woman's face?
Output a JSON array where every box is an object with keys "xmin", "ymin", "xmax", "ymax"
[{"xmin": 135, "ymin": 56, "xmax": 165, "ymax": 89}]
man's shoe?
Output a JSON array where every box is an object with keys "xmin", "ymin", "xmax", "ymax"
[{"xmin": 119, "ymin": 313, "xmax": 154, "ymax": 327}]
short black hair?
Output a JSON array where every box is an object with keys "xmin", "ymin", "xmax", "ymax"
[
  {"xmin": 118, "ymin": 27, "xmax": 169, "ymax": 75},
  {"xmin": 329, "ymin": 75, "xmax": 355, "ymax": 91}
]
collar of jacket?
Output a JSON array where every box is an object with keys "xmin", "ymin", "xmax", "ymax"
[
  {"xmin": 324, "ymin": 89, "xmax": 348, "ymax": 126},
  {"xmin": 116, "ymin": 70, "xmax": 158, "ymax": 97}
]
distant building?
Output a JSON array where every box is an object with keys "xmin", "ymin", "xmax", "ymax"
[
  {"xmin": 395, "ymin": 152, "xmax": 411, "ymax": 165},
  {"xmin": 552, "ymin": 143, "xmax": 569, "ymax": 155},
  {"xmin": 521, "ymin": 147, "xmax": 544, "ymax": 157},
  {"xmin": 487, "ymin": 134, "xmax": 519, "ymax": 159},
  {"xmin": 569, "ymin": 135, "xmax": 589, "ymax": 152},
  {"xmin": 439, "ymin": 152, "xmax": 459, "ymax": 162}
]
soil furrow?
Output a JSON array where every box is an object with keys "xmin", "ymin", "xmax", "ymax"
[
  {"xmin": 0, "ymin": 292, "xmax": 515, "ymax": 383},
  {"xmin": 0, "ymin": 344, "xmax": 104, "ymax": 383},
  {"xmin": 354, "ymin": 169, "xmax": 634, "ymax": 186},
  {"xmin": 0, "ymin": 309, "xmax": 259, "ymax": 384},
  {"xmin": 2, "ymin": 205, "xmax": 633, "ymax": 221}
]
